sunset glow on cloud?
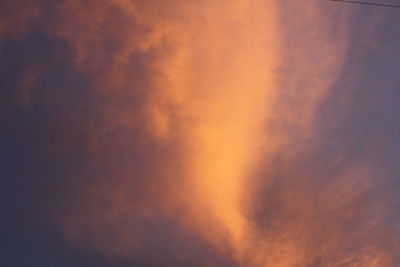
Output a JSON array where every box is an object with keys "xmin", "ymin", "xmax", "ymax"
[{"xmin": 1, "ymin": 0, "xmax": 399, "ymax": 266}]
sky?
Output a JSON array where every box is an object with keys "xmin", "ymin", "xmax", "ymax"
[{"xmin": 1, "ymin": 0, "xmax": 400, "ymax": 266}]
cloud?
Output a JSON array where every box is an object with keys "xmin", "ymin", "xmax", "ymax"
[
  {"xmin": 0, "ymin": 0, "xmax": 399, "ymax": 266},
  {"xmin": 37, "ymin": 0, "xmax": 280, "ymax": 263}
]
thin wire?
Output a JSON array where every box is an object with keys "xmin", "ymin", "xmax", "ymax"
[{"xmin": 329, "ymin": 0, "xmax": 400, "ymax": 8}]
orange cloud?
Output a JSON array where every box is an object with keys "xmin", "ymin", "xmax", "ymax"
[
  {"xmin": 48, "ymin": 0, "xmax": 280, "ymax": 263},
  {"xmin": 2, "ymin": 0, "xmax": 399, "ymax": 266}
]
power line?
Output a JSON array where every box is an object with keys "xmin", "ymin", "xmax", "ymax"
[{"xmin": 329, "ymin": 0, "xmax": 400, "ymax": 8}]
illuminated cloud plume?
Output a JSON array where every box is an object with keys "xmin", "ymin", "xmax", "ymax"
[{"xmin": 0, "ymin": 0, "xmax": 399, "ymax": 266}]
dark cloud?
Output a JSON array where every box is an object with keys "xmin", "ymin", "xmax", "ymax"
[{"xmin": 0, "ymin": 3, "xmax": 225, "ymax": 266}]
